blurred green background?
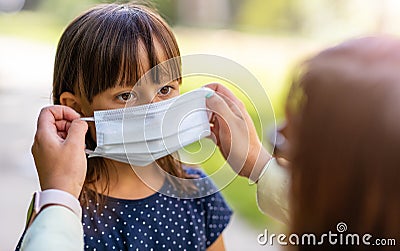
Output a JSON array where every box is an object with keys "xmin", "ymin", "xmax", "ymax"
[{"xmin": 2, "ymin": 0, "xmax": 400, "ymax": 250}]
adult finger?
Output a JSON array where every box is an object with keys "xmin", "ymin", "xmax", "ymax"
[
  {"xmin": 36, "ymin": 106, "xmax": 81, "ymax": 134},
  {"xmin": 206, "ymin": 92, "xmax": 237, "ymax": 122},
  {"xmin": 208, "ymin": 118, "xmax": 220, "ymax": 145},
  {"xmin": 205, "ymin": 83, "xmax": 239, "ymax": 105},
  {"xmin": 51, "ymin": 105, "xmax": 81, "ymax": 121},
  {"xmin": 205, "ymin": 83, "xmax": 246, "ymax": 118},
  {"xmin": 35, "ymin": 106, "xmax": 80, "ymax": 146},
  {"xmin": 37, "ymin": 105, "xmax": 81, "ymax": 127},
  {"xmin": 64, "ymin": 119, "xmax": 88, "ymax": 148},
  {"xmin": 55, "ymin": 120, "xmax": 72, "ymax": 133}
]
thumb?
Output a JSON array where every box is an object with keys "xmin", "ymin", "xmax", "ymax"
[
  {"xmin": 206, "ymin": 93, "xmax": 236, "ymax": 122},
  {"xmin": 64, "ymin": 119, "xmax": 88, "ymax": 148}
]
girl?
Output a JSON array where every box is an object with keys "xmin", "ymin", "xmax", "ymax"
[{"xmin": 17, "ymin": 3, "xmax": 231, "ymax": 251}]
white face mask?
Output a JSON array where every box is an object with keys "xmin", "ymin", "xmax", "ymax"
[{"xmin": 83, "ymin": 87, "xmax": 214, "ymax": 166}]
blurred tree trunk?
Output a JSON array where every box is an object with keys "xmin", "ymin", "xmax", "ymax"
[
  {"xmin": 22, "ymin": 0, "xmax": 41, "ymax": 10},
  {"xmin": 176, "ymin": 0, "xmax": 232, "ymax": 28}
]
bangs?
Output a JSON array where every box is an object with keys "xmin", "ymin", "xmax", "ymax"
[
  {"xmin": 117, "ymin": 35, "xmax": 182, "ymax": 89},
  {"xmin": 115, "ymin": 6, "xmax": 182, "ymax": 89},
  {"xmin": 73, "ymin": 4, "xmax": 181, "ymax": 102}
]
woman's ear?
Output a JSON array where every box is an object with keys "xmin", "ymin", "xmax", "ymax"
[{"xmin": 59, "ymin": 92, "xmax": 83, "ymax": 114}]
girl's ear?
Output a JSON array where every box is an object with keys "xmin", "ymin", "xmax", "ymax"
[{"xmin": 59, "ymin": 92, "xmax": 83, "ymax": 114}]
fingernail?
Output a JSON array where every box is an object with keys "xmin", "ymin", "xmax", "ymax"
[{"xmin": 205, "ymin": 92, "xmax": 215, "ymax": 99}]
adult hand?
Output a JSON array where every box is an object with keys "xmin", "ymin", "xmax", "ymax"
[
  {"xmin": 205, "ymin": 83, "xmax": 271, "ymax": 182},
  {"xmin": 31, "ymin": 105, "xmax": 88, "ymax": 198}
]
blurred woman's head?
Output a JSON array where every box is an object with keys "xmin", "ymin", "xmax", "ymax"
[{"xmin": 287, "ymin": 36, "xmax": 400, "ymax": 250}]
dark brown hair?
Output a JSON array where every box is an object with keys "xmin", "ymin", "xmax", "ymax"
[
  {"xmin": 287, "ymin": 37, "xmax": 400, "ymax": 250},
  {"xmin": 53, "ymin": 3, "xmax": 192, "ymax": 204}
]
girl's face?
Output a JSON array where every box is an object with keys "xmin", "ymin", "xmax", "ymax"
[
  {"xmin": 84, "ymin": 40, "xmax": 180, "ymax": 114},
  {"xmin": 86, "ymin": 79, "xmax": 180, "ymax": 146},
  {"xmin": 88, "ymin": 79, "xmax": 180, "ymax": 112},
  {"xmin": 61, "ymin": 39, "xmax": 180, "ymax": 144}
]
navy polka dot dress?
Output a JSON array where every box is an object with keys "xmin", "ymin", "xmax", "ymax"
[{"xmin": 82, "ymin": 168, "xmax": 232, "ymax": 251}]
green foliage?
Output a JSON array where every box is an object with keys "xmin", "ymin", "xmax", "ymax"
[
  {"xmin": 150, "ymin": 0, "xmax": 178, "ymax": 25},
  {"xmin": 4, "ymin": 0, "xmax": 178, "ymax": 41},
  {"xmin": 91, "ymin": 0, "xmax": 178, "ymax": 25},
  {"xmin": 235, "ymin": 0, "xmax": 304, "ymax": 33},
  {"xmin": 0, "ymin": 11, "xmax": 63, "ymax": 43},
  {"xmin": 31, "ymin": 0, "xmax": 178, "ymax": 27},
  {"xmin": 36, "ymin": 0, "xmax": 97, "ymax": 25}
]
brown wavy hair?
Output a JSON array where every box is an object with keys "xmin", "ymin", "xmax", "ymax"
[
  {"xmin": 287, "ymin": 37, "xmax": 400, "ymax": 250},
  {"xmin": 52, "ymin": 3, "xmax": 193, "ymax": 205}
]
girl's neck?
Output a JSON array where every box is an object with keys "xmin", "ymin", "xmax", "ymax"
[{"xmin": 96, "ymin": 160, "xmax": 165, "ymax": 200}]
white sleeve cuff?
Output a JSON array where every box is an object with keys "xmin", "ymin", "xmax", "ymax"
[
  {"xmin": 256, "ymin": 158, "xmax": 290, "ymax": 224},
  {"xmin": 34, "ymin": 189, "xmax": 82, "ymax": 219},
  {"xmin": 21, "ymin": 206, "xmax": 84, "ymax": 251}
]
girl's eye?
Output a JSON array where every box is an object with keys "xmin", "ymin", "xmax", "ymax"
[
  {"xmin": 158, "ymin": 86, "xmax": 172, "ymax": 96},
  {"xmin": 116, "ymin": 92, "xmax": 136, "ymax": 102}
]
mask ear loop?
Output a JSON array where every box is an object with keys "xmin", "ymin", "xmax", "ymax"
[
  {"xmin": 80, "ymin": 117, "xmax": 95, "ymax": 122},
  {"xmin": 84, "ymin": 149, "xmax": 94, "ymax": 154},
  {"xmin": 80, "ymin": 117, "xmax": 95, "ymax": 155}
]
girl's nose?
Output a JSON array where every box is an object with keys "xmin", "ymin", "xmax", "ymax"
[{"xmin": 135, "ymin": 90, "xmax": 161, "ymax": 106}]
